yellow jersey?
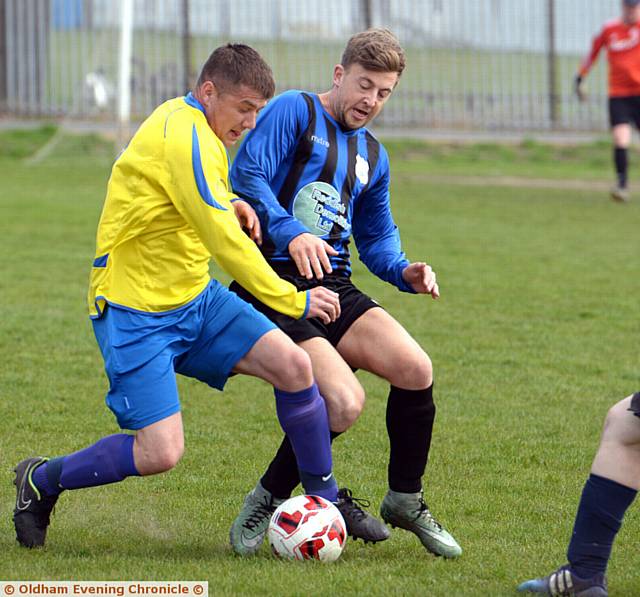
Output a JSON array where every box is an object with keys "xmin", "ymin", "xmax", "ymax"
[{"xmin": 88, "ymin": 94, "xmax": 309, "ymax": 319}]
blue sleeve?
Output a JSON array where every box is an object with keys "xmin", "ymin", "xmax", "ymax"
[
  {"xmin": 352, "ymin": 149, "xmax": 415, "ymax": 293},
  {"xmin": 230, "ymin": 91, "xmax": 310, "ymax": 252}
]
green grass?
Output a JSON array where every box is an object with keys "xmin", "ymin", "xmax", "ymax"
[{"xmin": 0, "ymin": 128, "xmax": 639, "ymax": 595}]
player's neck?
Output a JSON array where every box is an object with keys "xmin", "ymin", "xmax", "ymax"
[{"xmin": 317, "ymin": 91, "xmax": 335, "ymax": 120}]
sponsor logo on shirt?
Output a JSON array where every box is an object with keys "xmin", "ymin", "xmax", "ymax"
[
  {"xmin": 311, "ymin": 134, "xmax": 330, "ymax": 148},
  {"xmin": 610, "ymin": 27, "xmax": 640, "ymax": 52},
  {"xmin": 355, "ymin": 154, "xmax": 369, "ymax": 185},
  {"xmin": 293, "ymin": 181, "xmax": 350, "ymax": 236}
]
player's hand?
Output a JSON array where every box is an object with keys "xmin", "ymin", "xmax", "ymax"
[
  {"xmin": 402, "ymin": 262, "xmax": 440, "ymax": 299},
  {"xmin": 306, "ymin": 286, "xmax": 341, "ymax": 324},
  {"xmin": 232, "ymin": 200, "xmax": 262, "ymax": 245},
  {"xmin": 288, "ymin": 233, "xmax": 338, "ymax": 280},
  {"xmin": 574, "ymin": 75, "xmax": 586, "ymax": 102}
]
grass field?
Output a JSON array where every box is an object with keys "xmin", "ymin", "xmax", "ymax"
[{"xmin": 0, "ymin": 127, "xmax": 638, "ymax": 595}]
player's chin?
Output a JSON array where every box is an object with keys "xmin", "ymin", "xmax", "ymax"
[{"xmin": 224, "ymin": 130, "xmax": 243, "ymax": 146}]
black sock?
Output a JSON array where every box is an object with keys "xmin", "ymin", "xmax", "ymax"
[
  {"xmin": 614, "ymin": 147, "xmax": 628, "ymax": 188},
  {"xmin": 261, "ymin": 431, "xmax": 342, "ymax": 499},
  {"xmin": 386, "ymin": 384, "xmax": 435, "ymax": 494}
]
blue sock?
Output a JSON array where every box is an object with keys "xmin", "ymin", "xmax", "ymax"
[
  {"xmin": 567, "ymin": 474, "xmax": 637, "ymax": 578},
  {"xmin": 274, "ymin": 384, "xmax": 337, "ymax": 502},
  {"xmin": 32, "ymin": 434, "xmax": 140, "ymax": 496}
]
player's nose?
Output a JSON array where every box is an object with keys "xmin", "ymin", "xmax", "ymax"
[{"xmin": 243, "ymin": 111, "xmax": 258, "ymax": 130}]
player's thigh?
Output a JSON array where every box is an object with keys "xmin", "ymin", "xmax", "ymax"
[
  {"xmin": 175, "ymin": 284, "xmax": 285, "ymax": 390},
  {"xmin": 93, "ymin": 307, "xmax": 182, "ymax": 431},
  {"xmin": 337, "ymin": 307, "xmax": 432, "ymax": 390},
  {"xmin": 298, "ymin": 336, "xmax": 364, "ymax": 431},
  {"xmin": 232, "ymin": 328, "xmax": 313, "ymax": 391}
]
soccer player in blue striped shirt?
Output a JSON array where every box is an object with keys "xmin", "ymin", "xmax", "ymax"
[{"xmin": 228, "ymin": 29, "xmax": 462, "ymax": 558}]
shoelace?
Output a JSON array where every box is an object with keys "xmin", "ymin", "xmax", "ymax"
[
  {"xmin": 242, "ymin": 497, "xmax": 276, "ymax": 531},
  {"xmin": 415, "ymin": 498, "xmax": 443, "ymax": 531},
  {"xmin": 337, "ymin": 488, "xmax": 371, "ymax": 522}
]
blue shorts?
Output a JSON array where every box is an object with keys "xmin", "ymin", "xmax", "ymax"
[{"xmin": 92, "ymin": 280, "xmax": 276, "ymax": 430}]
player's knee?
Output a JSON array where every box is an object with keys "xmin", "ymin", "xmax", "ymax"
[
  {"xmin": 389, "ymin": 351, "xmax": 433, "ymax": 389},
  {"xmin": 141, "ymin": 438, "xmax": 184, "ymax": 474},
  {"xmin": 602, "ymin": 396, "xmax": 640, "ymax": 446},
  {"xmin": 273, "ymin": 345, "xmax": 313, "ymax": 391},
  {"xmin": 326, "ymin": 385, "xmax": 365, "ymax": 432}
]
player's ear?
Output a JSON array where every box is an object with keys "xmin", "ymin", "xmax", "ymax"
[
  {"xmin": 333, "ymin": 64, "xmax": 345, "ymax": 88},
  {"xmin": 198, "ymin": 80, "xmax": 218, "ymax": 106}
]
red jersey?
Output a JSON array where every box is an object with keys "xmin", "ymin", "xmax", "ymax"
[{"xmin": 579, "ymin": 18, "xmax": 640, "ymax": 97}]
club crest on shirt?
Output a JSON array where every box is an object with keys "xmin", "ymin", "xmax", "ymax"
[
  {"xmin": 292, "ymin": 181, "xmax": 350, "ymax": 237},
  {"xmin": 355, "ymin": 154, "xmax": 369, "ymax": 185}
]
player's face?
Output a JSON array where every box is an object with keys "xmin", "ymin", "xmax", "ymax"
[
  {"xmin": 622, "ymin": 3, "xmax": 640, "ymax": 24},
  {"xmin": 330, "ymin": 63, "xmax": 398, "ymax": 130},
  {"xmin": 199, "ymin": 82, "xmax": 267, "ymax": 147}
]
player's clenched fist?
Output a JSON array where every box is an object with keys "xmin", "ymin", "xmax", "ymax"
[
  {"xmin": 306, "ymin": 286, "xmax": 341, "ymax": 323},
  {"xmin": 402, "ymin": 262, "xmax": 440, "ymax": 299},
  {"xmin": 289, "ymin": 233, "xmax": 338, "ymax": 280}
]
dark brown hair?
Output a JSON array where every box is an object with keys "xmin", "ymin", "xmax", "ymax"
[
  {"xmin": 196, "ymin": 43, "xmax": 275, "ymax": 99},
  {"xmin": 341, "ymin": 28, "xmax": 406, "ymax": 77}
]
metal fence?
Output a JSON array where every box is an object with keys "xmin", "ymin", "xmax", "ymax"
[{"xmin": 0, "ymin": 0, "xmax": 623, "ymax": 131}]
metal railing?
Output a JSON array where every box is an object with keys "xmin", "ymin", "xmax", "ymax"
[{"xmin": 0, "ymin": 0, "xmax": 622, "ymax": 131}]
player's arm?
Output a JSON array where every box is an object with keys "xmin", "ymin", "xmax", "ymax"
[
  {"xmin": 165, "ymin": 115, "xmax": 339, "ymax": 321},
  {"xmin": 575, "ymin": 28, "xmax": 606, "ymax": 100},
  {"xmin": 230, "ymin": 92, "xmax": 313, "ymax": 252},
  {"xmin": 352, "ymin": 156, "xmax": 414, "ymax": 294},
  {"xmin": 352, "ymin": 151, "xmax": 437, "ymax": 297}
]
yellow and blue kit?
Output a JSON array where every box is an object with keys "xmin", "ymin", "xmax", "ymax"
[
  {"xmin": 88, "ymin": 93, "xmax": 309, "ymax": 430},
  {"xmin": 89, "ymin": 92, "xmax": 309, "ymax": 319}
]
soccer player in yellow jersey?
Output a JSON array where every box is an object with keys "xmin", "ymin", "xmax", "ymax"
[{"xmin": 12, "ymin": 44, "xmax": 342, "ymax": 549}]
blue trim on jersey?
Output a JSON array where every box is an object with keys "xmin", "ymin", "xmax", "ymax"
[
  {"xmin": 191, "ymin": 125, "xmax": 228, "ymax": 211},
  {"xmin": 302, "ymin": 290, "xmax": 310, "ymax": 319},
  {"xmin": 184, "ymin": 92, "xmax": 205, "ymax": 114},
  {"xmin": 93, "ymin": 253, "xmax": 108, "ymax": 268}
]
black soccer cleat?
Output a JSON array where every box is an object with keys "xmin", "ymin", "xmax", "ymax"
[
  {"xmin": 335, "ymin": 487, "xmax": 390, "ymax": 544},
  {"xmin": 13, "ymin": 457, "xmax": 58, "ymax": 548}
]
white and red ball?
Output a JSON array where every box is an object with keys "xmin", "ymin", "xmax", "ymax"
[{"xmin": 267, "ymin": 494, "xmax": 347, "ymax": 562}]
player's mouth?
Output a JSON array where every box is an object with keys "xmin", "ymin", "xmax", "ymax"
[
  {"xmin": 351, "ymin": 107, "xmax": 370, "ymax": 122},
  {"xmin": 228, "ymin": 129, "xmax": 243, "ymax": 142}
]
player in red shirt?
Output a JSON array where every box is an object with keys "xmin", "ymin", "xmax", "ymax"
[{"xmin": 575, "ymin": 0, "xmax": 640, "ymax": 202}]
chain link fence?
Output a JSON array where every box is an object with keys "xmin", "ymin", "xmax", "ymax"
[{"xmin": 0, "ymin": 0, "xmax": 623, "ymax": 131}]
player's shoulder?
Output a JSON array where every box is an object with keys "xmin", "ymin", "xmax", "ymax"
[
  {"xmin": 268, "ymin": 89, "xmax": 313, "ymax": 112},
  {"xmin": 602, "ymin": 17, "xmax": 624, "ymax": 33},
  {"xmin": 257, "ymin": 89, "xmax": 314, "ymax": 129},
  {"xmin": 360, "ymin": 128, "xmax": 390, "ymax": 161}
]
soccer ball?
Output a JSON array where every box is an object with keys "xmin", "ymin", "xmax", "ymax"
[{"xmin": 267, "ymin": 494, "xmax": 347, "ymax": 562}]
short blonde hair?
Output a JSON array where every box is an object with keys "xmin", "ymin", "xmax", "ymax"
[{"xmin": 341, "ymin": 28, "xmax": 406, "ymax": 77}]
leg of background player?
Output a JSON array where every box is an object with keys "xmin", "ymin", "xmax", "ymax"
[
  {"xmin": 518, "ymin": 393, "xmax": 640, "ymax": 595},
  {"xmin": 611, "ymin": 123, "xmax": 631, "ymax": 202}
]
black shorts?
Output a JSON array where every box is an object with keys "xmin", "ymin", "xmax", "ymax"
[
  {"xmin": 229, "ymin": 264, "xmax": 380, "ymax": 346},
  {"xmin": 609, "ymin": 96, "xmax": 640, "ymax": 128},
  {"xmin": 628, "ymin": 392, "xmax": 640, "ymax": 418}
]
